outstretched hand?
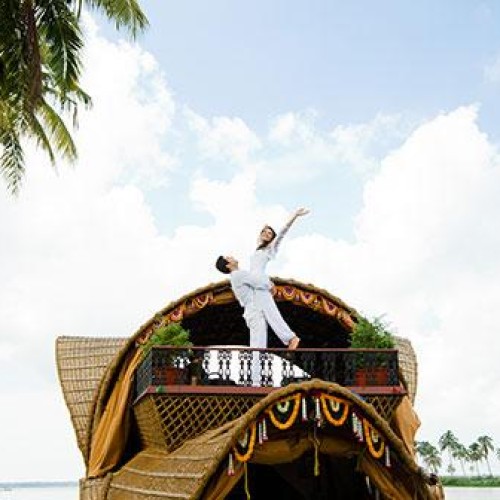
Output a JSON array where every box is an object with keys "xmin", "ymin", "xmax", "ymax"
[{"xmin": 294, "ymin": 207, "xmax": 310, "ymax": 217}]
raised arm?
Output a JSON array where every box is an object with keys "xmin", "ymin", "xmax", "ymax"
[{"xmin": 271, "ymin": 207, "xmax": 310, "ymax": 254}]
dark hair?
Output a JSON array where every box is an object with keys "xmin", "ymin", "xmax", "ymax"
[
  {"xmin": 257, "ymin": 225, "xmax": 277, "ymax": 250},
  {"xmin": 215, "ymin": 256, "xmax": 231, "ymax": 274}
]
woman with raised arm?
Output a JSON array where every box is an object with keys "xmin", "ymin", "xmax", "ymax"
[{"xmin": 250, "ymin": 207, "xmax": 310, "ymax": 350}]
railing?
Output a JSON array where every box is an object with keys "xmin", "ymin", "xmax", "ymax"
[{"xmin": 134, "ymin": 346, "xmax": 400, "ymax": 400}]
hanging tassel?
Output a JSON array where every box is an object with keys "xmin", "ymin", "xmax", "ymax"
[
  {"xmin": 262, "ymin": 417, "xmax": 268, "ymax": 441},
  {"xmin": 314, "ymin": 396, "xmax": 321, "ymax": 426},
  {"xmin": 385, "ymin": 445, "xmax": 391, "ymax": 467},
  {"xmin": 244, "ymin": 462, "xmax": 251, "ymax": 500},
  {"xmin": 352, "ymin": 413, "xmax": 360, "ymax": 440},
  {"xmin": 227, "ymin": 452, "xmax": 235, "ymax": 476},
  {"xmin": 301, "ymin": 395, "xmax": 308, "ymax": 421},
  {"xmin": 352, "ymin": 413, "xmax": 363, "ymax": 442},
  {"xmin": 358, "ymin": 417, "xmax": 364, "ymax": 442},
  {"xmin": 365, "ymin": 475, "xmax": 372, "ymax": 494},
  {"xmin": 313, "ymin": 426, "xmax": 320, "ymax": 477}
]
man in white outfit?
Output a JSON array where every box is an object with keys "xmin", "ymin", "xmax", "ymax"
[{"xmin": 215, "ymin": 255, "xmax": 299, "ymax": 385}]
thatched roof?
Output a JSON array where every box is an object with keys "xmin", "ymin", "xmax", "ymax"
[{"xmin": 56, "ymin": 336, "xmax": 128, "ymax": 459}]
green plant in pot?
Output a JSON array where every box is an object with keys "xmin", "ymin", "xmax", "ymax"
[
  {"xmin": 350, "ymin": 315, "xmax": 395, "ymax": 385},
  {"xmin": 141, "ymin": 322, "xmax": 192, "ymax": 385}
]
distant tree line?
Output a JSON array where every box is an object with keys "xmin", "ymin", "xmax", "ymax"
[{"xmin": 416, "ymin": 431, "xmax": 499, "ymax": 477}]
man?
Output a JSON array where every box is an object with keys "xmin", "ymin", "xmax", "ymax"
[{"xmin": 215, "ymin": 255, "xmax": 300, "ymax": 384}]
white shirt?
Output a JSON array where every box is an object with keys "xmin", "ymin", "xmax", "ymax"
[
  {"xmin": 249, "ymin": 219, "xmax": 294, "ymax": 279},
  {"xmin": 229, "ymin": 270, "xmax": 271, "ymax": 309}
]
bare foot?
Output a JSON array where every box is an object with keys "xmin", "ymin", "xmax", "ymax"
[{"xmin": 288, "ymin": 337, "xmax": 300, "ymax": 350}]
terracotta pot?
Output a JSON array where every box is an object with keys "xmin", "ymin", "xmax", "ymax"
[
  {"xmin": 354, "ymin": 367, "xmax": 389, "ymax": 386},
  {"xmin": 165, "ymin": 366, "xmax": 185, "ymax": 385}
]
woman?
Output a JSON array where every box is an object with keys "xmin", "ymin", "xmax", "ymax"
[{"xmin": 250, "ymin": 207, "xmax": 310, "ymax": 350}]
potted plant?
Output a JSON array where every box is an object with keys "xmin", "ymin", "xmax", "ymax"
[
  {"xmin": 141, "ymin": 322, "xmax": 192, "ymax": 385},
  {"xmin": 349, "ymin": 315, "xmax": 395, "ymax": 386}
]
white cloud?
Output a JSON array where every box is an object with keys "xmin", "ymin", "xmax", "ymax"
[
  {"xmin": 78, "ymin": 16, "xmax": 177, "ymax": 189},
  {"xmin": 258, "ymin": 110, "xmax": 412, "ymax": 185},
  {"xmin": 184, "ymin": 108, "xmax": 261, "ymax": 164},
  {"xmin": 268, "ymin": 110, "xmax": 318, "ymax": 146}
]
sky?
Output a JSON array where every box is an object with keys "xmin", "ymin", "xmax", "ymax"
[{"xmin": 1, "ymin": 0, "xmax": 500, "ymax": 481}]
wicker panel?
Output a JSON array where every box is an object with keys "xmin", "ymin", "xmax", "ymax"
[
  {"xmin": 135, "ymin": 394, "xmax": 261, "ymax": 452},
  {"xmin": 56, "ymin": 336, "xmax": 128, "ymax": 461},
  {"xmin": 134, "ymin": 397, "xmax": 169, "ymax": 450},
  {"xmin": 79, "ymin": 475, "xmax": 112, "ymax": 500},
  {"xmin": 365, "ymin": 395, "xmax": 404, "ymax": 421},
  {"xmin": 108, "ymin": 444, "xmax": 227, "ymax": 500},
  {"xmin": 394, "ymin": 336, "xmax": 418, "ymax": 404}
]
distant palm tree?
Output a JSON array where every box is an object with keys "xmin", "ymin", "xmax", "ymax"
[
  {"xmin": 477, "ymin": 435, "xmax": 494, "ymax": 476},
  {"xmin": 468, "ymin": 442, "xmax": 483, "ymax": 477},
  {"xmin": 497, "ymin": 447, "xmax": 500, "ymax": 461},
  {"xmin": 416, "ymin": 441, "xmax": 442, "ymax": 474},
  {"xmin": 452, "ymin": 443, "xmax": 468, "ymax": 476},
  {"xmin": 439, "ymin": 430, "xmax": 459, "ymax": 475},
  {"xmin": 0, "ymin": 0, "xmax": 148, "ymax": 194}
]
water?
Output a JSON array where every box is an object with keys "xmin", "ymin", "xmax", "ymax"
[
  {"xmin": 1, "ymin": 485, "xmax": 499, "ymax": 499},
  {"xmin": 444, "ymin": 488, "xmax": 500, "ymax": 500},
  {"xmin": 0, "ymin": 485, "xmax": 78, "ymax": 500}
]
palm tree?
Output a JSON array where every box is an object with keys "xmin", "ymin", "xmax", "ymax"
[
  {"xmin": 0, "ymin": 0, "xmax": 148, "ymax": 194},
  {"xmin": 477, "ymin": 435, "xmax": 494, "ymax": 476},
  {"xmin": 438, "ymin": 430, "xmax": 459, "ymax": 475},
  {"xmin": 452, "ymin": 443, "xmax": 468, "ymax": 476},
  {"xmin": 468, "ymin": 442, "xmax": 483, "ymax": 477},
  {"xmin": 416, "ymin": 441, "xmax": 442, "ymax": 474}
]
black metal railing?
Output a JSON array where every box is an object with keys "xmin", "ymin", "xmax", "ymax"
[{"xmin": 134, "ymin": 346, "xmax": 400, "ymax": 398}]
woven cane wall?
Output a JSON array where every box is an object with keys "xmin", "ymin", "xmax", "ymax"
[
  {"xmin": 364, "ymin": 395, "xmax": 404, "ymax": 422},
  {"xmin": 56, "ymin": 336, "xmax": 127, "ymax": 461},
  {"xmin": 79, "ymin": 476, "xmax": 111, "ymax": 500},
  {"xmin": 134, "ymin": 394, "xmax": 261, "ymax": 452},
  {"xmin": 394, "ymin": 336, "xmax": 418, "ymax": 404}
]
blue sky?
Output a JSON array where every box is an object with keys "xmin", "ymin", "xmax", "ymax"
[
  {"xmin": 133, "ymin": 1, "xmax": 500, "ymax": 128},
  {"xmin": 1, "ymin": 1, "xmax": 500, "ymax": 481},
  {"xmin": 97, "ymin": 0, "xmax": 500, "ymax": 238}
]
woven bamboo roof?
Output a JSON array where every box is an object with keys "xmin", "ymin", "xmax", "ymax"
[{"xmin": 56, "ymin": 336, "xmax": 128, "ymax": 459}]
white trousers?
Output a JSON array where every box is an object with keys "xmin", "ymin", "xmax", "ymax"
[{"xmin": 243, "ymin": 290, "xmax": 295, "ymax": 385}]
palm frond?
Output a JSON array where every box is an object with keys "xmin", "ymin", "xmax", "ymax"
[
  {"xmin": 36, "ymin": 0, "xmax": 83, "ymax": 93},
  {"xmin": 37, "ymin": 98, "xmax": 77, "ymax": 162},
  {"xmin": 0, "ymin": 127, "xmax": 25, "ymax": 195},
  {"xmin": 27, "ymin": 112, "xmax": 56, "ymax": 163},
  {"xmin": 84, "ymin": 0, "xmax": 149, "ymax": 38}
]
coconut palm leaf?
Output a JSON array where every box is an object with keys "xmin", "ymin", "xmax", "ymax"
[
  {"xmin": 0, "ymin": 127, "xmax": 25, "ymax": 194},
  {"xmin": 0, "ymin": 0, "xmax": 148, "ymax": 194},
  {"xmin": 28, "ymin": 112, "xmax": 56, "ymax": 163},
  {"xmin": 81, "ymin": 0, "xmax": 149, "ymax": 36},
  {"xmin": 37, "ymin": 0, "xmax": 83, "ymax": 92},
  {"xmin": 37, "ymin": 98, "xmax": 77, "ymax": 161}
]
